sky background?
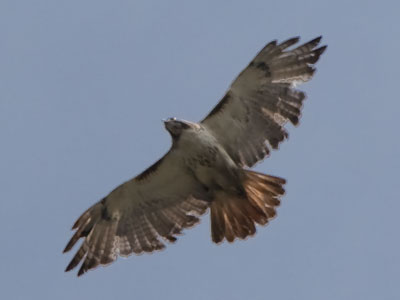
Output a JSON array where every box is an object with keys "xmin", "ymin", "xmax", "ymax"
[{"xmin": 1, "ymin": 1, "xmax": 399, "ymax": 299}]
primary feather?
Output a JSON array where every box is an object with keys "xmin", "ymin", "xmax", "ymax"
[{"xmin": 64, "ymin": 37, "xmax": 326, "ymax": 276}]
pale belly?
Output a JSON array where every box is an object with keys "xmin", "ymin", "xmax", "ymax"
[{"xmin": 179, "ymin": 131, "xmax": 241, "ymax": 192}]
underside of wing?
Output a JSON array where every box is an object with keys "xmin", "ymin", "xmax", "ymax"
[
  {"xmin": 63, "ymin": 150, "xmax": 210, "ymax": 276},
  {"xmin": 202, "ymin": 36, "xmax": 327, "ymax": 167}
]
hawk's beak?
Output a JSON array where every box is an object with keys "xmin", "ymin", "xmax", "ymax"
[{"xmin": 162, "ymin": 119, "xmax": 169, "ymax": 130}]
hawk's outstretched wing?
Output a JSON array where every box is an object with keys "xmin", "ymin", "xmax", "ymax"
[
  {"xmin": 63, "ymin": 150, "xmax": 210, "ymax": 276},
  {"xmin": 64, "ymin": 36, "xmax": 326, "ymax": 276},
  {"xmin": 202, "ymin": 37, "xmax": 326, "ymax": 167}
]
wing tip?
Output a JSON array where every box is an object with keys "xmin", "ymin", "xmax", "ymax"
[
  {"xmin": 301, "ymin": 36, "xmax": 326, "ymax": 53},
  {"xmin": 77, "ymin": 267, "xmax": 86, "ymax": 277},
  {"xmin": 269, "ymin": 39, "xmax": 277, "ymax": 46},
  {"xmin": 315, "ymin": 45, "xmax": 328, "ymax": 55},
  {"xmin": 284, "ymin": 36, "xmax": 300, "ymax": 44},
  {"xmin": 309, "ymin": 35, "xmax": 322, "ymax": 44},
  {"xmin": 64, "ymin": 260, "xmax": 76, "ymax": 273}
]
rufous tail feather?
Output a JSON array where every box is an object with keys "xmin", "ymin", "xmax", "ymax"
[{"xmin": 210, "ymin": 170, "xmax": 285, "ymax": 243}]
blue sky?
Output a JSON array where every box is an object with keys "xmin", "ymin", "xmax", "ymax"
[{"xmin": 1, "ymin": 1, "xmax": 399, "ymax": 299}]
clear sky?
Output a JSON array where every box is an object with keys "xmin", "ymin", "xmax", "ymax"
[{"xmin": 1, "ymin": 1, "xmax": 399, "ymax": 299}]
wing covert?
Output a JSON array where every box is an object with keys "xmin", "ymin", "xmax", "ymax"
[
  {"xmin": 202, "ymin": 36, "xmax": 326, "ymax": 167},
  {"xmin": 64, "ymin": 149, "xmax": 210, "ymax": 276}
]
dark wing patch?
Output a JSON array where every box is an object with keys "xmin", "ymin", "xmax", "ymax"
[
  {"xmin": 64, "ymin": 149, "xmax": 211, "ymax": 276},
  {"xmin": 249, "ymin": 62, "xmax": 271, "ymax": 77},
  {"xmin": 202, "ymin": 36, "xmax": 326, "ymax": 167},
  {"xmin": 135, "ymin": 154, "xmax": 168, "ymax": 181},
  {"xmin": 205, "ymin": 93, "xmax": 232, "ymax": 119}
]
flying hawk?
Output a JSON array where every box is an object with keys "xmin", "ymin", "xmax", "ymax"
[{"xmin": 64, "ymin": 36, "xmax": 326, "ymax": 276}]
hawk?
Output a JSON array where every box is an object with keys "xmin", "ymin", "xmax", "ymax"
[{"xmin": 64, "ymin": 36, "xmax": 326, "ymax": 276}]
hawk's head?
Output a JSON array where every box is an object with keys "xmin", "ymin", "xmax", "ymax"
[{"xmin": 163, "ymin": 117, "xmax": 195, "ymax": 139}]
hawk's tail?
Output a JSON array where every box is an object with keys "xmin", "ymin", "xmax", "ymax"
[{"xmin": 210, "ymin": 170, "xmax": 285, "ymax": 243}]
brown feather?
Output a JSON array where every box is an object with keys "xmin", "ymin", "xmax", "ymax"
[
  {"xmin": 202, "ymin": 37, "xmax": 326, "ymax": 168},
  {"xmin": 211, "ymin": 204, "xmax": 225, "ymax": 243},
  {"xmin": 210, "ymin": 170, "xmax": 285, "ymax": 243}
]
